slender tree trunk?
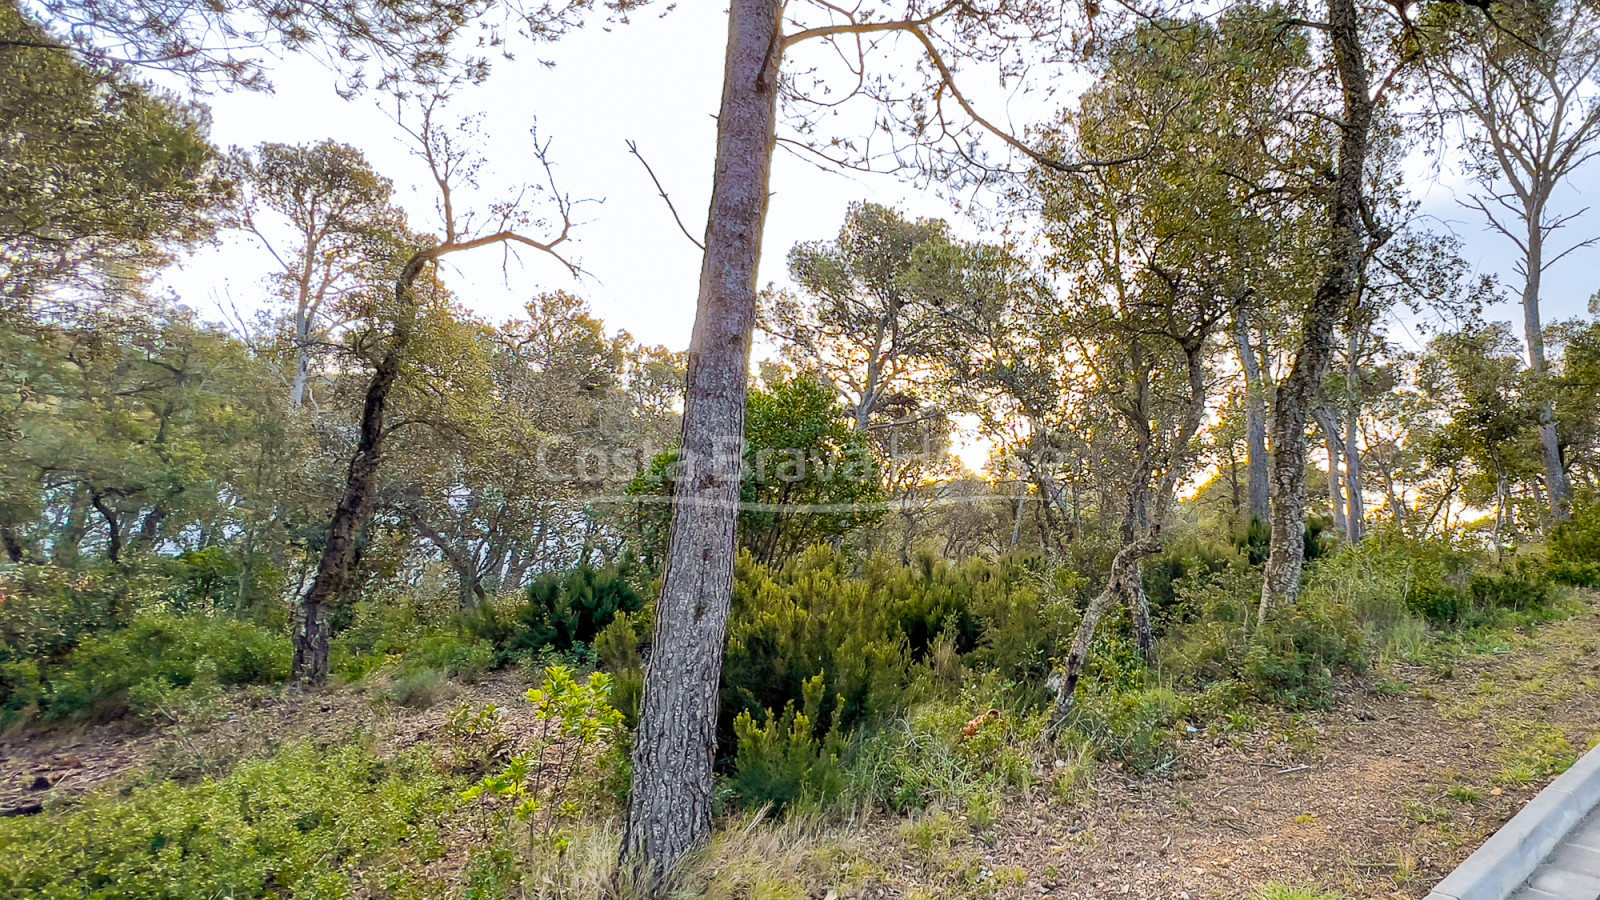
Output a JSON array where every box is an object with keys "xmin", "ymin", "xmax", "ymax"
[
  {"xmin": 290, "ymin": 340, "xmax": 311, "ymax": 408},
  {"xmin": 1521, "ymin": 228, "xmax": 1572, "ymax": 522},
  {"xmin": 1052, "ymin": 537, "xmax": 1159, "ymax": 724},
  {"xmin": 1234, "ymin": 309, "xmax": 1270, "ymax": 524},
  {"xmin": 89, "ymin": 491, "xmax": 122, "ymax": 563},
  {"xmin": 1260, "ymin": 0, "xmax": 1372, "ymax": 620},
  {"xmin": 293, "ymin": 254, "xmax": 427, "ymax": 684},
  {"xmin": 1342, "ymin": 358, "xmax": 1365, "ymax": 543},
  {"xmin": 620, "ymin": 0, "xmax": 780, "ymax": 881},
  {"xmin": 416, "ymin": 521, "xmax": 487, "ymax": 611},
  {"xmin": 1319, "ymin": 409, "xmax": 1347, "ymax": 537}
]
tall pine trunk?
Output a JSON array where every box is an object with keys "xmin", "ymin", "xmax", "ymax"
[
  {"xmin": 620, "ymin": 0, "xmax": 780, "ymax": 881},
  {"xmin": 1260, "ymin": 0, "xmax": 1372, "ymax": 620}
]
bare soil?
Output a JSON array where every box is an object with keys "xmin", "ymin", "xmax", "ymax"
[{"xmin": 852, "ymin": 597, "xmax": 1600, "ymax": 900}]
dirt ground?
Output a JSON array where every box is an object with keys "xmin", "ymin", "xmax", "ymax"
[
  {"xmin": 3, "ymin": 598, "xmax": 1599, "ymax": 900},
  {"xmin": 0, "ymin": 671, "xmax": 543, "ymax": 816},
  {"xmin": 860, "ymin": 598, "xmax": 1600, "ymax": 900}
]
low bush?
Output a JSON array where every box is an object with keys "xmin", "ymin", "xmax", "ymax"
[
  {"xmin": 464, "ymin": 666, "xmax": 630, "ymax": 847},
  {"xmin": 478, "ymin": 561, "xmax": 647, "ymax": 658},
  {"xmin": 837, "ymin": 677, "xmax": 1047, "ymax": 818},
  {"xmin": 1159, "ymin": 552, "xmax": 1367, "ymax": 708},
  {"xmin": 730, "ymin": 674, "xmax": 846, "ymax": 813},
  {"xmin": 0, "ymin": 562, "xmax": 159, "ymax": 657},
  {"xmin": 0, "ymin": 742, "xmax": 458, "ymax": 899},
  {"xmin": 41, "ymin": 612, "xmax": 290, "ymax": 722}
]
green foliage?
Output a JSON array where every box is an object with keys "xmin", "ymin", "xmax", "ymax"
[
  {"xmin": 499, "ymin": 561, "xmax": 645, "ymax": 655},
  {"xmin": 1549, "ymin": 500, "xmax": 1600, "ymax": 585},
  {"xmin": 464, "ymin": 667, "xmax": 628, "ymax": 846},
  {"xmin": 628, "ymin": 377, "xmax": 884, "ymax": 569},
  {"xmin": 439, "ymin": 701, "xmax": 513, "ymax": 778},
  {"xmin": 592, "ymin": 607, "xmax": 649, "ymax": 725},
  {"xmin": 1159, "ymin": 551, "xmax": 1367, "ymax": 708},
  {"xmin": 1250, "ymin": 884, "xmax": 1342, "ymax": 900},
  {"xmin": 0, "ymin": 1, "xmax": 220, "ymax": 304},
  {"xmin": 1143, "ymin": 539, "xmax": 1241, "ymax": 633},
  {"xmin": 0, "ymin": 742, "xmax": 457, "ymax": 899},
  {"xmin": 0, "ymin": 563, "xmax": 158, "ymax": 665},
  {"xmin": 41, "ymin": 612, "xmax": 289, "ymax": 722},
  {"xmin": 730, "ymin": 674, "xmax": 845, "ymax": 812},
  {"xmin": 331, "ymin": 591, "xmax": 494, "ymax": 683},
  {"xmin": 842, "ymin": 678, "xmax": 1046, "ymax": 817}
]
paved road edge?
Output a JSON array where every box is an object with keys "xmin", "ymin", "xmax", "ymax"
[{"xmin": 1425, "ymin": 742, "xmax": 1600, "ymax": 900}]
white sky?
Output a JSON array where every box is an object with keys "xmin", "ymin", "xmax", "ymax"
[{"xmin": 155, "ymin": 3, "xmax": 1600, "ymax": 472}]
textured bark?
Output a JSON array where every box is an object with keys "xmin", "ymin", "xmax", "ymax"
[
  {"xmin": 89, "ymin": 491, "xmax": 123, "ymax": 563},
  {"xmin": 293, "ymin": 253, "xmax": 427, "ymax": 683},
  {"xmin": 620, "ymin": 0, "xmax": 780, "ymax": 882},
  {"xmin": 1522, "ymin": 237, "xmax": 1573, "ymax": 522},
  {"xmin": 1052, "ymin": 538, "xmax": 1158, "ymax": 725},
  {"xmin": 1233, "ymin": 310, "xmax": 1271, "ymax": 525},
  {"xmin": 1259, "ymin": 0, "xmax": 1371, "ymax": 620}
]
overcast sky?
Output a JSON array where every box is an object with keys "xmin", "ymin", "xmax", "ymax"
[{"xmin": 160, "ymin": 4, "xmax": 1600, "ymax": 368}]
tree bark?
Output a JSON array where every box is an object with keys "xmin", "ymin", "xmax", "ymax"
[
  {"xmin": 1342, "ymin": 343, "xmax": 1365, "ymax": 543},
  {"xmin": 1052, "ymin": 536, "xmax": 1159, "ymax": 725},
  {"xmin": 89, "ymin": 491, "xmax": 123, "ymax": 563},
  {"xmin": 620, "ymin": 0, "xmax": 781, "ymax": 883},
  {"xmin": 1233, "ymin": 309, "xmax": 1270, "ymax": 525},
  {"xmin": 1522, "ymin": 229, "xmax": 1572, "ymax": 522},
  {"xmin": 1260, "ymin": 0, "xmax": 1371, "ymax": 620},
  {"xmin": 293, "ymin": 253, "xmax": 427, "ymax": 684}
]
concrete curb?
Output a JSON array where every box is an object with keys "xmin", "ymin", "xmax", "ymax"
[{"xmin": 1425, "ymin": 743, "xmax": 1600, "ymax": 900}]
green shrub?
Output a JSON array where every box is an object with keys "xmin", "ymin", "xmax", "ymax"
[
  {"xmin": 730, "ymin": 674, "xmax": 845, "ymax": 812},
  {"xmin": 464, "ymin": 666, "xmax": 628, "ymax": 846},
  {"xmin": 0, "ymin": 742, "xmax": 457, "ymax": 899},
  {"xmin": 1469, "ymin": 573, "xmax": 1550, "ymax": 612},
  {"xmin": 1143, "ymin": 539, "xmax": 1241, "ymax": 632},
  {"xmin": 44, "ymin": 613, "xmax": 290, "ymax": 721},
  {"xmin": 841, "ymin": 679, "xmax": 1045, "ymax": 816},
  {"xmin": 1551, "ymin": 501, "xmax": 1600, "ymax": 564},
  {"xmin": 0, "ymin": 562, "xmax": 159, "ymax": 666},
  {"xmin": 381, "ymin": 669, "xmax": 460, "ymax": 709},
  {"xmin": 509, "ymin": 562, "xmax": 645, "ymax": 654},
  {"xmin": 598, "ymin": 547, "xmax": 1078, "ymax": 757},
  {"xmin": 1159, "ymin": 553, "xmax": 1367, "ymax": 708}
]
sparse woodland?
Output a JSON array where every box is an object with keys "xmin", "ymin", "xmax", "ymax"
[{"xmin": 4, "ymin": 0, "xmax": 1600, "ymax": 897}]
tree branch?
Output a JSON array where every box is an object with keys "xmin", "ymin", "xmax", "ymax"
[{"xmin": 625, "ymin": 139, "xmax": 705, "ymax": 252}]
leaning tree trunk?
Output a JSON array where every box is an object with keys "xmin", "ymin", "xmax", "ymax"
[
  {"xmin": 293, "ymin": 254, "xmax": 427, "ymax": 684},
  {"xmin": 620, "ymin": 0, "xmax": 781, "ymax": 883},
  {"xmin": 1052, "ymin": 536, "xmax": 1160, "ymax": 726},
  {"xmin": 1259, "ymin": 0, "xmax": 1372, "ymax": 621}
]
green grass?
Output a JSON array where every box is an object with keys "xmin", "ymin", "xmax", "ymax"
[{"xmin": 1250, "ymin": 883, "xmax": 1342, "ymax": 900}]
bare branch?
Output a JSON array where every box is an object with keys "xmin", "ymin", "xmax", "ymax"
[{"xmin": 625, "ymin": 139, "xmax": 705, "ymax": 252}]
